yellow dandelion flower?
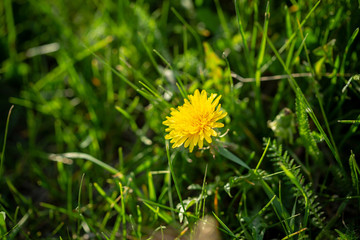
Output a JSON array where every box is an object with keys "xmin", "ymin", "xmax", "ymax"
[{"xmin": 163, "ymin": 89, "xmax": 227, "ymax": 152}]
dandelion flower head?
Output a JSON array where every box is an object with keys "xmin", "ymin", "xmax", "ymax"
[{"xmin": 163, "ymin": 89, "xmax": 227, "ymax": 152}]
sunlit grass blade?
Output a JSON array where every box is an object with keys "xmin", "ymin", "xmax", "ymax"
[
  {"xmin": 140, "ymin": 198, "xmax": 198, "ymax": 221},
  {"xmin": 51, "ymin": 222, "xmax": 64, "ymax": 236},
  {"xmin": 40, "ymin": 202, "xmax": 78, "ymax": 218},
  {"xmin": 147, "ymin": 171, "xmax": 157, "ymax": 201},
  {"xmin": 93, "ymin": 182, "xmax": 122, "ymax": 213},
  {"xmin": 119, "ymin": 181, "xmax": 126, "ymax": 240},
  {"xmin": 142, "ymin": 202, "xmax": 173, "ymax": 224},
  {"xmin": 7, "ymin": 210, "xmax": 31, "ymax": 240},
  {"xmin": 254, "ymin": 138, "xmax": 270, "ymax": 173},
  {"xmin": 349, "ymin": 151, "xmax": 360, "ymax": 196},
  {"xmin": 127, "ymin": 204, "xmax": 138, "ymax": 238},
  {"xmin": 212, "ymin": 212, "xmax": 238, "ymax": 239},
  {"xmin": 338, "ymin": 119, "xmax": 360, "ymax": 124},
  {"xmin": 57, "ymin": 152, "xmax": 120, "ymax": 176},
  {"xmin": 281, "ymin": 228, "xmax": 307, "ymax": 240},
  {"xmin": 0, "ymin": 211, "xmax": 6, "ymax": 237}
]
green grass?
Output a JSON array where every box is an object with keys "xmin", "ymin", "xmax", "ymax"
[{"xmin": 1, "ymin": 0, "xmax": 360, "ymax": 239}]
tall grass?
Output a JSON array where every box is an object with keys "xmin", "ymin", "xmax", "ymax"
[{"xmin": 1, "ymin": 0, "xmax": 360, "ymax": 239}]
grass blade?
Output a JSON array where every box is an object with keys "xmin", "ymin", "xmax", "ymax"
[
  {"xmin": 254, "ymin": 1, "xmax": 270, "ymax": 128},
  {"xmin": 261, "ymin": 1, "xmax": 321, "ymax": 73},
  {"xmin": 171, "ymin": 7, "xmax": 203, "ymax": 60},
  {"xmin": 93, "ymin": 182, "xmax": 122, "ymax": 214},
  {"xmin": 349, "ymin": 151, "xmax": 360, "ymax": 196},
  {"xmin": 340, "ymin": 28, "xmax": 359, "ymax": 75},
  {"xmin": 234, "ymin": 0, "xmax": 252, "ymax": 74},
  {"xmin": 279, "ymin": 164, "xmax": 309, "ymax": 227},
  {"xmin": 58, "ymin": 152, "xmax": 120, "ymax": 176},
  {"xmin": 254, "ymin": 138, "xmax": 270, "ymax": 173},
  {"xmin": 266, "ymin": 34, "xmax": 344, "ymax": 173},
  {"xmin": 296, "ymin": 18, "xmax": 339, "ymax": 161},
  {"xmin": 165, "ymin": 140, "xmax": 185, "ymax": 219},
  {"xmin": 212, "ymin": 212, "xmax": 238, "ymax": 239},
  {"xmin": 217, "ymin": 146, "xmax": 250, "ymax": 170},
  {"xmin": 0, "ymin": 105, "xmax": 14, "ymax": 178}
]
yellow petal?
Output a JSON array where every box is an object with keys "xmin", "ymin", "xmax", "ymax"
[
  {"xmin": 174, "ymin": 136, "xmax": 187, "ymax": 147},
  {"xmin": 199, "ymin": 130, "xmax": 204, "ymax": 140},
  {"xmin": 193, "ymin": 134, "xmax": 199, "ymax": 146},
  {"xmin": 212, "ymin": 122, "xmax": 224, "ymax": 128},
  {"xmin": 205, "ymin": 135, "xmax": 212, "ymax": 144},
  {"xmin": 211, "ymin": 95, "xmax": 222, "ymax": 109},
  {"xmin": 184, "ymin": 135, "xmax": 193, "ymax": 148},
  {"xmin": 198, "ymin": 139, "xmax": 203, "ymax": 149},
  {"xmin": 211, "ymin": 129, "xmax": 217, "ymax": 136},
  {"xmin": 189, "ymin": 141, "xmax": 195, "ymax": 152}
]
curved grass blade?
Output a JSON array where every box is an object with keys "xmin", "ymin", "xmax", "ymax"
[
  {"xmin": 1, "ymin": 105, "xmax": 14, "ymax": 178},
  {"xmin": 340, "ymin": 28, "xmax": 359, "ymax": 75},
  {"xmin": 58, "ymin": 152, "xmax": 120, "ymax": 176},
  {"xmin": 255, "ymin": 138, "xmax": 270, "ymax": 173}
]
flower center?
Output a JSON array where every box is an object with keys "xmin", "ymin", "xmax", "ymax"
[{"xmin": 194, "ymin": 113, "xmax": 210, "ymax": 131}]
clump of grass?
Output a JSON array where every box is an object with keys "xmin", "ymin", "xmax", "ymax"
[{"xmin": 1, "ymin": 0, "xmax": 360, "ymax": 239}]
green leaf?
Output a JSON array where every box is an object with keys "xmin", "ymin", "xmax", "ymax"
[
  {"xmin": 349, "ymin": 151, "xmax": 360, "ymax": 195},
  {"xmin": 1, "ymin": 105, "xmax": 14, "ymax": 178},
  {"xmin": 147, "ymin": 171, "xmax": 157, "ymax": 201},
  {"xmin": 212, "ymin": 212, "xmax": 238, "ymax": 239},
  {"xmin": 0, "ymin": 212, "xmax": 6, "ymax": 236},
  {"xmin": 217, "ymin": 147, "xmax": 250, "ymax": 169}
]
